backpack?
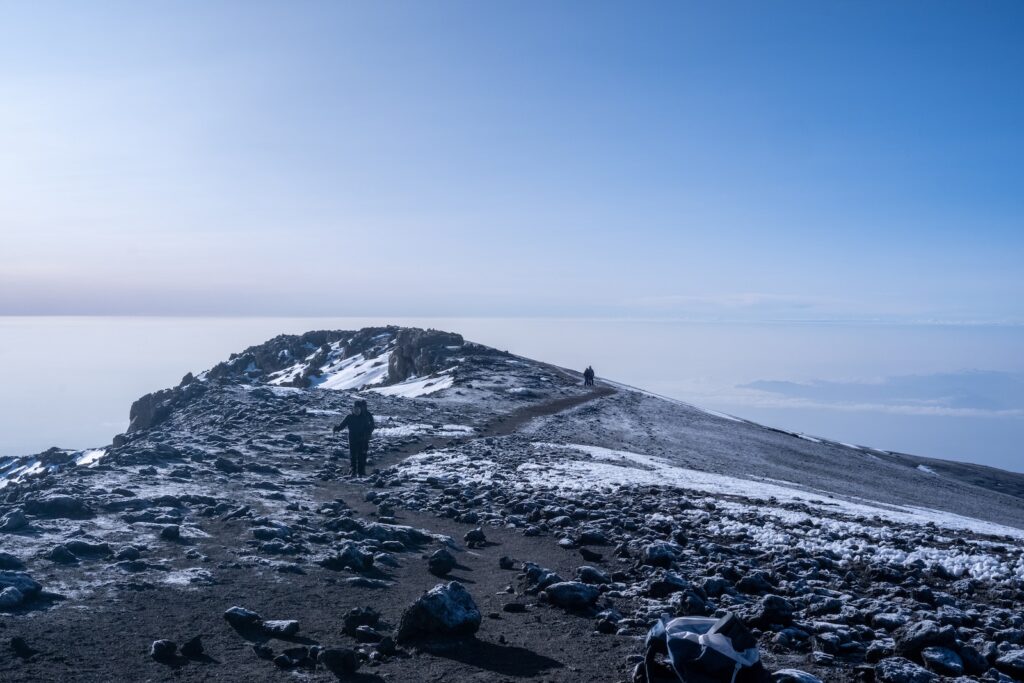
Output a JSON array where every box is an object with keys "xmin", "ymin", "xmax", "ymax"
[{"xmin": 635, "ymin": 613, "xmax": 769, "ymax": 683}]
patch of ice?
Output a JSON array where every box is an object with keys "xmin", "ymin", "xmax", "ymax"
[
  {"xmin": 371, "ymin": 371, "xmax": 455, "ymax": 398},
  {"xmin": 917, "ymin": 465, "xmax": 938, "ymax": 475},
  {"xmin": 75, "ymin": 449, "xmax": 107, "ymax": 467},
  {"xmin": 530, "ymin": 443, "xmax": 1024, "ymax": 540}
]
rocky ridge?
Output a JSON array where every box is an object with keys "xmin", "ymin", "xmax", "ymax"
[{"xmin": 0, "ymin": 326, "xmax": 1022, "ymax": 682}]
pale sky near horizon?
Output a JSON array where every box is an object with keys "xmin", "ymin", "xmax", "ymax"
[{"xmin": 1, "ymin": 2, "xmax": 1022, "ymax": 322}]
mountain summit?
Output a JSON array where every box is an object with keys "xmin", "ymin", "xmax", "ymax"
[{"xmin": 1, "ymin": 326, "xmax": 1023, "ymax": 682}]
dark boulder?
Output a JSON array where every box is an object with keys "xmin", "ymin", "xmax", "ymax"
[
  {"xmin": 150, "ymin": 639, "xmax": 177, "ymax": 662},
  {"xmin": 428, "ymin": 548, "xmax": 457, "ymax": 577},
  {"xmin": 396, "ymin": 582, "xmax": 481, "ymax": 642}
]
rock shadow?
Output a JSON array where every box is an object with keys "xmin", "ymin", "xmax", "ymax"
[{"xmin": 420, "ymin": 638, "xmax": 563, "ymax": 677}]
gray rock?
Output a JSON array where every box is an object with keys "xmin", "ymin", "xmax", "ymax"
[
  {"xmin": 749, "ymin": 594, "xmax": 796, "ymax": 629},
  {"xmin": 0, "ymin": 572, "xmax": 41, "ymax": 599},
  {"xmin": 396, "ymin": 581, "xmax": 481, "ymax": 642},
  {"xmin": 319, "ymin": 543, "xmax": 373, "ymax": 572},
  {"xmin": 0, "ymin": 552, "xmax": 24, "ymax": 570},
  {"xmin": 160, "ymin": 525, "xmax": 180, "ymax": 541},
  {"xmin": 576, "ymin": 566, "xmax": 611, "ymax": 585},
  {"xmin": 262, "ymin": 620, "xmax": 300, "ymax": 637},
  {"xmin": 24, "ymin": 495, "xmax": 92, "ymax": 519},
  {"xmin": 0, "ymin": 509, "xmax": 28, "ymax": 532},
  {"xmin": 875, "ymin": 657, "xmax": 938, "ymax": 683},
  {"xmin": 224, "ymin": 605, "xmax": 263, "ymax": 629},
  {"xmin": 995, "ymin": 650, "xmax": 1024, "ymax": 678},
  {"xmin": 63, "ymin": 540, "xmax": 111, "ymax": 557},
  {"xmin": 543, "ymin": 581, "xmax": 599, "ymax": 610},
  {"xmin": 463, "ymin": 528, "xmax": 486, "ymax": 548},
  {"xmin": 47, "ymin": 544, "xmax": 79, "ymax": 564},
  {"xmin": 150, "ymin": 639, "xmax": 177, "ymax": 661},
  {"xmin": 214, "ymin": 457, "xmax": 243, "ymax": 474},
  {"xmin": 428, "ymin": 548, "xmax": 457, "ymax": 576},
  {"xmin": 921, "ymin": 646, "xmax": 963, "ymax": 676},
  {"xmin": 895, "ymin": 620, "xmax": 957, "ymax": 659},
  {"xmin": 0, "ymin": 587, "xmax": 24, "ymax": 609},
  {"xmin": 641, "ymin": 542, "xmax": 677, "ymax": 568},
  {"xmin": 318, "ymin": 647, "xmax": 359, "ymax": 677}
]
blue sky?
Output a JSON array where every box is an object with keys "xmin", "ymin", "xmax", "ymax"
[{"xmin": 1, "ymin": 1, "xmax": 1022, "ymax": 321}]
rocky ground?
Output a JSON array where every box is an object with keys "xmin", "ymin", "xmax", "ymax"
[{"xmin": 1, "ymin": 327, "xmax": 1023, "ymax": 682}]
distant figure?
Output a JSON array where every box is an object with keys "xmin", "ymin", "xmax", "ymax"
[
  {"xmin": 583, "ymin": 366, "xmax": 595, "ymax": 387},
  {"xmin": 332, "ymin": 399, "xmax": 376, "ymax": 477}
]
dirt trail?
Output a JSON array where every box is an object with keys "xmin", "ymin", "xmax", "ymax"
[{"xmin": 344, "ymin": 385, "xmax": 617, "ymax": 476}]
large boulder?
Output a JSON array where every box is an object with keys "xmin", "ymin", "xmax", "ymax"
[{"xmin": 396, "ymin": 582, "xmax": 481, "ymax": 643}]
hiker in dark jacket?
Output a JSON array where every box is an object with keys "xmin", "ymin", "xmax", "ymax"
[
  {"xmin": 332, "ymin": 399, "xmax": 376, "ymax": 477},
  {"xmin": 583, "ymin": 366, "xmax": 595, "ymax": 387}
]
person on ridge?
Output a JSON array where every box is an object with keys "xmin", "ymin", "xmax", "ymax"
[
  {"xmin": 583, "ymin": 366, "xmax": 595, "ymax": 387},
  {"xmin": 332, "ymin": 399, "xmax": 375, "ymax": 477}
]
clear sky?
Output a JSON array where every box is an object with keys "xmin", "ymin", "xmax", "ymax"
[{"xmin": 2, "ymin": 1, "xmax": 1022, "ymax": 321}]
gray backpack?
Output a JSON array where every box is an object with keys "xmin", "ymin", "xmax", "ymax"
[{"xmin": 636, "ymin": 613, "xmax": 768, "ymax": 683}]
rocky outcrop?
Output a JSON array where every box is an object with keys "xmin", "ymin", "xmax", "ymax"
[
  {"xmin": 388, "ymin": 329, "xmax": 464, "ymax": 383},
  {"xmin": 127, "ymin": 380, "xmax": 207, "ymax": 432}
]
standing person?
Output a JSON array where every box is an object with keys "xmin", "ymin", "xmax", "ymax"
[
  {"xmin": 583, "ymin": 366, "xmax": 595, "ymax": 387},
  {"xmin": 332, "ymin": 399, "xmax": 375, "ymax": 477}
]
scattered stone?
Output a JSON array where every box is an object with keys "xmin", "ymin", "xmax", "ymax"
[
  {"xmin": 995, "ymin": 650, "xmax": 1024, "ymax": 678},
  {"xmin": 262, "ymin": 620, "xmax": 300, "ymax": 637},
  {"xmin": 542, "ymin": 581, "xmax": 599, "ymax": 610},
  {"xmin": 319, "ymin": 647, "xmax": 360, "ymax": 677},
  {"xmin": 641, "ymin": 542, "xmax": 677, "ymax": 568},
  {"xmin": 224, "ymin": 605, "xmax": 263, "ymax": 629},
  {"xmin": 920, "ymin": 646, "xmax": 963, "ymax": 676},
  {"xmin": 463, "ymin": 528, "xmax": 486, "ymax": 548},
  {"xmin": 160, "ymin": 525, "xmax": 181, "ymax": 541},
  {"xmin": 428, "ymin": 548, "xmax": 457, "ymax": 577},
  {"xmin": 0, "ymin": 552, "xmax": 23, "ymax": 570}
]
